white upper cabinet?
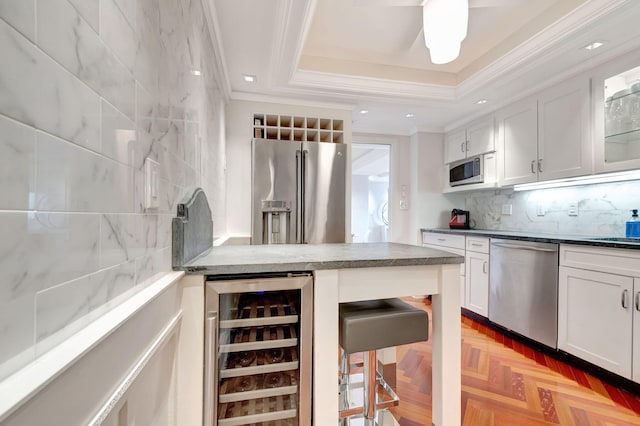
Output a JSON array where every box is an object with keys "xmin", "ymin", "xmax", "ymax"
[
  {"xmin": 444, "ymin": 116, "xmax": 495, "ymax": 164},
  {"xmin": 592, "ymin": 54, "xmax": 640, "ymax": 173},
  {"xmin": 444, "ymin": 128, "xmax": 467, "ymax": 164},
  {"xmin": 466, "ymin": 117, "xmax": 495, "ymax": 158},
  {"xmin": 496, "ymin": 76, "xmax": 591, "ymax": 186},
  {"xmin": 537, "ymin": 77, "xmax": 592, "ymax": 181},
  {"xmin": 497, "ymin": 97, "xmax": 538, "ymax": 186}
]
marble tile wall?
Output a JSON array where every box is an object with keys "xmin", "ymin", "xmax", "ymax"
[
  {"xmin": 465, "ymin": 180, "xmax": 640, "ymax": 236},
  {"xmin": 0, "ymin": 0, "xmax": 226, "ymax": 381}
]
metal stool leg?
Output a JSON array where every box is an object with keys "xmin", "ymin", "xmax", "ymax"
[{"xmin": 364, "ymin": 350, "xmax": 377, "ymax": 423}]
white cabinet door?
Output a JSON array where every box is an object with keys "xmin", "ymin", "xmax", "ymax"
[
  {"xmin": 445, "ymin": 128, "xmax": 467, "ymax": 164},
  {"xmin": 465, "ymin": 251, "xmax": 489, "ymax": 317},
  {"xmin": 634, "ymin": 278, "xmax": 640, "ymax": 383},
  {"xmin": 538, "ymin": 77, "xmax": 592, "ymax": 181},
  {"xmin": 496, "ymin": 98, "xmax": 538, "ymax": 186},
  {"xmin": 466, "ymin": 117, "xmax": 495, "ymax": 158},
  {"xmin": 558, "ymin": 266, "xmax": 633, "ymax": 378}
]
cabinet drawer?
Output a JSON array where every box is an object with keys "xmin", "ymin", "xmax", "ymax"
[
  {"xmin": 466, "ymin": 237, "xmax": 489, "ymax": 254},
  {"xmin": 560, "ymin": 244, "xmax": 640, "ymax": 276},
  {"xmin": 422, "ymin": 232, "xmax": 465, "ymax": 250}
]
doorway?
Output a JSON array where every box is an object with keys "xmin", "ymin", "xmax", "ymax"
[{"xmin": 351, "ymin": 143, "xmax": 391, "ymax": 243}]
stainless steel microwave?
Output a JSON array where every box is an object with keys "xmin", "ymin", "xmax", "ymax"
[{"xmin": 449, "ymin": 156, "xmax": 483, "ymax": 186}]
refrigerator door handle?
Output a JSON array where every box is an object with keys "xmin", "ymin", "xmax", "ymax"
[
  {"xmin": 301, "ymin": 149, "xmax": 309, "ymax": 243},
  {"xmin": 296, "ymin": 150, "xmax": 303, "ymax": 244}
]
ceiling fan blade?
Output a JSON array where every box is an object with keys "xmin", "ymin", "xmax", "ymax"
[{"xmin": 352, "ymin": 0, "xmax": 423, "ymax": 7}]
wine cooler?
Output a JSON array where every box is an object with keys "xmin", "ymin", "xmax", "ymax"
[{"xmin": 205, "ymin": 274, "xmax": 313, "ymax": 426}]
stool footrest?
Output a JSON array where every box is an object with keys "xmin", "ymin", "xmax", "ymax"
[{"xmin": 338, "ymin": 372, "xmax": 399, "ymax": 419}]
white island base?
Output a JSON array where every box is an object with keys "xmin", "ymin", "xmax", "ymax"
[{"xmin": 313, "ymin": 264, "xmax": 461, "ymax": 426}]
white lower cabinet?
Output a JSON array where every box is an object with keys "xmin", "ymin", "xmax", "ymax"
[
  {"xmin": 558, "ymin": 244, "xmax": 640, "ymax": 382},
  {"xmin": 464, "ymin": 237, "xmax": 489, "ymax": 317},
  {"xmin": 422, "ymin": 232, "xmax": 466, "ymax": 307},
  {"xmin": 558, "ymin": 266, "xmax": 633, "ymax": 377}
]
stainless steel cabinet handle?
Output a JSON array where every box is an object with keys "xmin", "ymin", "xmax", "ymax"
[
  {"xmin": 204, "ymin": 312, "xmax": 218, "ymax": 426},
  {"xmin": 483, "ymin": 261, "xmax": 487, "ymax": 274},
  {"xmin": 465, "ymin": 140, "xmax": 469, "ymax": 152},
  {"xmin": 622, "ymin": 290, "xmax": 629, "ymax": 309},
  {"xmin": 636, "ymin": 292, "xmax": 640, "ymax": 311},
  {"xmin": 437, "ymin": 238, "xmax": 446, "ymax": 242},
  {"xmin": 461, "ymin": 142, "xmax": 465, "ymax": 153},
  {"xmin": 531, "ymin": 160, "xmax": 536, "ymax": 174},
  {"xmin": 538, "ymin": 159, "xmax": 543, "ymax": 173},
  {"xmin": 492, "ymin": 243, "xmax": 557, "ymax": 252},
  {"xmin": 471, "ymin": 243, "xmax": 482, "ymax": 247}
]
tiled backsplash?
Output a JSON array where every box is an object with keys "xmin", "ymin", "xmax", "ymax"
[
  {"xmin": 0, "ymin": 0, "xmax": 225, "ymax": 380},
  {"xmin": 465, "ymin": 180, "xmax": 640, "ymax": 236}
]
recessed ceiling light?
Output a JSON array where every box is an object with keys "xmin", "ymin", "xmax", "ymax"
[
  {"xmin": 359, "ymin": 109, "xmax": 369, "ymax": 114},
  {"xmin": 243, "ymin": 74, "xmax": 256, "ymax": 83},
  {"xmin": 475, "ymin": 99, "xmax": 488, "ymax": 105},
  {"xmin": 190, "ymin": 69, "xmax": 201, "ymax": 76},
  {"xmin": 583, "ymin": 41, "xmax": 606, "ymax": 51},
  {"xmin": 405, "ymin": 113, "xmax": 414, "ymax": 118}
]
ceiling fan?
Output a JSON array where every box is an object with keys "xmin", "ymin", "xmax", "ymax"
[{"xmin": 353, "ymin": 0, "xmax": 527, "ymax": 64}]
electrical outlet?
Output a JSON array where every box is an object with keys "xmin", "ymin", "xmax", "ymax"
[
  {"xmin": 399, "ymin": 199, "xmax": 409, "ymax": 210},
  {"xmin": 568, "ymin": 202, "xmax": 578, "ymax": 216},
  {"xmin": 501, "ymin": 204, "xmax": 512, "ymax": 215},
  {"xmin": 536, "ymin": 204, "xmax": 545, "ymax": 216}
]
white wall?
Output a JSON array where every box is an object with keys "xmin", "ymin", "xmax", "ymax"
[
  {"xmin": 0, "ymin": 0, "xmax": 225, "ymax": 384},
  {"xmin": 225, "ymin": 99, "xmax": 352, "ymax": 237},
  {"xmin": 410, "ymin": 132, "xmax": 465, "ymax": 243}
]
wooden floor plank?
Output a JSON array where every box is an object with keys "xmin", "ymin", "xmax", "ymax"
[{"xmin": 385, "ymin": 298, "xmax": 640, "ymax": 426}]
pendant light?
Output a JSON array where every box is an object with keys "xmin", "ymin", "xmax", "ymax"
[{"xmin": 423, "ymin": 0, "xmax": 469, "ymax": 64}]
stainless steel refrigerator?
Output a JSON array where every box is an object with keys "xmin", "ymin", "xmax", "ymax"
[{"xmin": 251, "ymin": 138, "xmax": 346, "ymax": 244}]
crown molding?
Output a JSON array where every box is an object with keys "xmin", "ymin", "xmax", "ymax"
[
  {"xmin": 202, "ymin": 0, "xmax": 232, "ymax": 101},
  {"xmin": 457, "ymin": 0, "xmax": 628, "ymax": 98},
  {"xmin": 230, "ymin": 90, "xmax": 356, "ymax": 111},
  {"xmin": 291, "ymin": 70, "xmax": 456, "ymax": 101}
]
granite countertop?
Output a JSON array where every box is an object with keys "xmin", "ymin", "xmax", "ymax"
[
  {"xmin": 178, "ymin": 242, "xmax": 464, "ymax": 275},
  {"xmin": 421, "ymin": 228, "xmax": 640, "ymax": 249}
]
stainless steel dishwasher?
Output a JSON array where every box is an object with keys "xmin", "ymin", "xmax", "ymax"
[{"xmin": 489, "ymin": 239, "xmax": 559, "ymax": 349}]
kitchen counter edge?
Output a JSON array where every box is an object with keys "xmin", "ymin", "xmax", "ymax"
[
  {"xmin": 174, "ymin": 242, "xmax": 464, "ymax": 276},
  {"xmin": 422, "ymin": 228, "xmax": 640, "ymax": 249}
]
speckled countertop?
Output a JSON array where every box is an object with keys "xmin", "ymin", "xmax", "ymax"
[
  {"xmin": 178, "ymin": 242, "xmax": 464, "ymax": 275},
  {"xmin": 422, "ymin": 228, "xmax": 640, "ymax": 249}
]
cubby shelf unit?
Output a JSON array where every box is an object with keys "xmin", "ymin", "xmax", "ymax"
[{"xmin": 253, "ymin": 113, "xmax": 344, "ymax": 143}]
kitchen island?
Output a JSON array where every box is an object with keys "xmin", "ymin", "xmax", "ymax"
[{"xmin": 181, "ymin": 242, "xmax": 464, "ymax": 426}]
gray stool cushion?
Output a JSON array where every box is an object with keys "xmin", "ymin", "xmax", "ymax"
[{"xmin": 339, "ymin": 298, "xmax": 428, "ymax": 354}]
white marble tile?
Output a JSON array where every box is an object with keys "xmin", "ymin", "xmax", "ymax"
[
  {"xmin": 0, "ymin": 19, "xmax": 100, "ymax": 151},
  {"xmin": 0, "ymin": 212, "xmax": 100, "ymax": 303},
  {"xmin": 101, "ymin": 100, "xmax": 136, "ymax": 165},
  {"xmin": 0, "ymin": 0, "xmax": 35, "ymax": 42},
  {"xmin": 135, "ymin": 247, "xmax": 170, "ymax": 287},
  {"xmin": 0, "ymin": 114, "xmax": 36, "ymax": 210},
  {"xmin": 100, "ymin": 214, "xmax": 160, "ymax": 268},
  {"xmin": 36, "ymin": 131, "xmax": 134, "ymax": 213},
  {"xmin": 37, "ymin": 0, "xmax": 135, "ymax": 121},
  {"xmin": 0, "ymin": 292, "xmax": 35, "ymax": 381},
  {"xmin": 35, "ymin": 261, "xmax": 136, "ymax": 355},
  {"xmin": 184, "ymin": 121, "xmax": 199, "ymax": 168},
  {"xmin": 100, "ymin": 0, "xmax": 136, "ymax": 71},
  {"xmin": 113, "ymin": 0, "xmax": 135, "ymax": 31},
  {"xmin": 68, "ymin": 0, "xmax": 99, "ymax": 32}
]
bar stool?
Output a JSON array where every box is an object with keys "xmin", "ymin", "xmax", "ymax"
[{"xmin": 338, "ymin": 298, "xmax": 429, "ymax": 425}]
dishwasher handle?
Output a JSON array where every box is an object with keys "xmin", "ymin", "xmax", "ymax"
[{"xmin": 491, "ymin": 242, "xmax": 557, "ymax": 253}]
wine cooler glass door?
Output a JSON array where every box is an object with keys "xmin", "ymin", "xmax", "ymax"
[{"xmin": 206, "ymin": 275, "xmax": 312, "ymax": 426}]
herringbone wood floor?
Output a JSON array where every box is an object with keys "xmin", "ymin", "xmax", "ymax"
[{"xmin": 387, "ymin": 298, "xmax": 640, "ymax": 426}]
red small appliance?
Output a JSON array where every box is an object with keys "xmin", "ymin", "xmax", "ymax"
[{"xmin": 449, "ymin": 209, "xmax": 470, "ymax": 229}]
